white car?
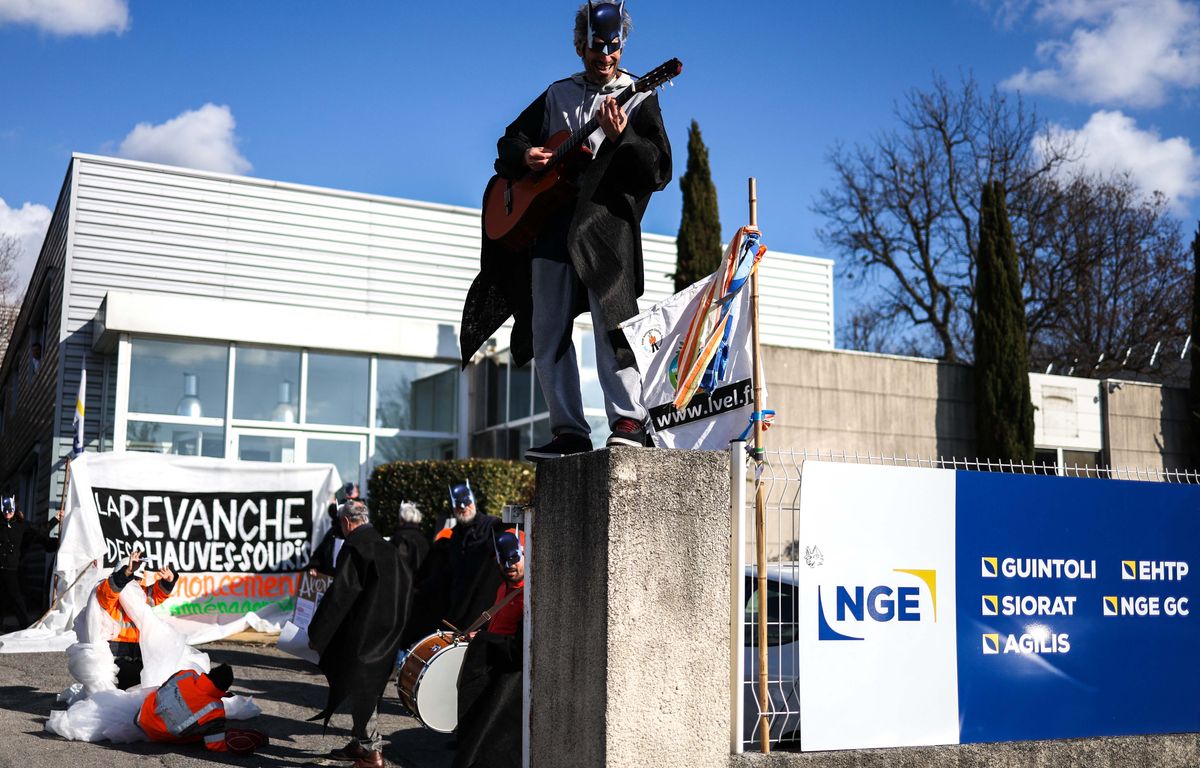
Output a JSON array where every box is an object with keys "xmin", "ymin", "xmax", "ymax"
[{"xmin": 742, "ymin": 563, "xmax": 801, "ymax": 747}]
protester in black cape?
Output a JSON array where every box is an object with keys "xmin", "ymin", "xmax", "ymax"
[
  {"xmin": 0, "ymin": 496, "xmax": 62, "ymax": 631},
  {"xmin": 413, "ymin": 481, "xmax": 504, "ymax": 640},
  {"xmin": 391, "ymin": 501, "xmax": 430, "ymax": 578},
  {"xmin": 309, "ymin": 482, "xmax": 359, "ymax": 577},
  {"xmin": 401, "ymin": 518, "xmax": 455, "ymax": 648},
  {"xmin": 307, "ymin": 500, "xmax": 411, "ymax": 768},
  {"xmin": 454, "ymin": 528, "xmax": 525, "ymax": 768}
]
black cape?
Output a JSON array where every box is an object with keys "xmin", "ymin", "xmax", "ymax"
[
  {"xmin": 444, "ymin": 514, "xmax": 505, "ymax": 633},
  {"xmin": 391, "ymin": 522, "xmax": 431, "ymax": 577},
  {"xmin": 407, "ymin": 514, "xmax": 505, "ymax": 641},
  {"xmin": 453, "ymin": 628, "xmax": 523, "ymax": 768},
  {"xmin": 0, "ymin": 516, "xmax": 59, "ymax": 571},
  {"xmin": 308, "ymin": 523, "xmax": 411, "ymax": 727},
  {"xmin": 459, "ymin": 86, "xmax": 673, "ymax": 369}
]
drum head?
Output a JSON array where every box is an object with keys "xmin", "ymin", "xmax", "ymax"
[{"xmin": 413, "ymin": 643, "xmax": 469, "ymax": 733}]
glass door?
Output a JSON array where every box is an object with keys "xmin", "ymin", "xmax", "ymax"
[
  {"xmin": 230, "ymin": 430, "xmax": 366, "ymax": 488},
  {"xmin": 307, "ymin": 436, "xmax": 367, "ymax": 489},
  {"xmin": 233, "ymin": 430, "xmax": 298, "ymax": 463}
]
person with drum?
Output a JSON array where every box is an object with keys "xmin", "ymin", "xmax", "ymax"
[
  {"xmin": 453, "ymin": 529, "xmax": 526, "ymax": 768},
  {"xmin": 408, "ymin": 481, "xmax": 505, "ymax": 644},
  {"xmin": 307, "ymin": 500, "xmax": 411, "ymax": 768}
]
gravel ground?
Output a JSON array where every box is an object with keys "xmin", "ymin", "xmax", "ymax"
[{"xmin": 0, "ymin": 641, "xmax": 455, "ymax": 768}]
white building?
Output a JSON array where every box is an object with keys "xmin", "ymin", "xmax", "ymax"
[{"xmin": 0, "ymin": 153, "xmax": 835, "ymax": 517}]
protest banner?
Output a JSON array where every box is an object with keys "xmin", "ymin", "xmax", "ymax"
[{"xmin": 0, "ymin": 452, "xmax": 338, "ymax": 652}]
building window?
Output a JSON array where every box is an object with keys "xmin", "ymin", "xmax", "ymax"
[
  {"xmin": 376, "ymin": 359, "xmax": 457, "ymax": 432},
  {"xmin": 126, "ymin": 421, "xmax": 225, "ymax": 458},
  {"xmin": 234, "ymin": 347, "xmax": 300, "ymax": 422},
  {"xmin": 308, "ymin": 438, "xmax": 364, "ymax": 486},
  {"xmin": 373, "ymin": 435, "xmax": 457, "ymax": 464},
  {"xmin": 307, "ymin": 352, "xmax": 369, "ymax": 426},
  {"xmin": 119, "ymin": 338, "xmax": 463, "ymax": 477},
  {"xmin": 237, "ymin": 434, "xmax": 296, "ymax": 462},
  {"xmin": 129, "ymin": 338, "xmax": 228, "ymax": 418}
]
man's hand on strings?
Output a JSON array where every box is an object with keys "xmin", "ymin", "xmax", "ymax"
[
  {"xmin": 525, "ymin": 147, "xmax": 553, "ymax": 170},
  {"xmin": 599, "ymin": 96, "xmax": 627, "ymax": 141}
]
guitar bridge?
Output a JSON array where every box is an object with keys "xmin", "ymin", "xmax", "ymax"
[{"xmin": 504, "ymin": 181, "xmax": 513, "ymax": 215}]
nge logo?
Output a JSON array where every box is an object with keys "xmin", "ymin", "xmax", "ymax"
[{"xmin": 817, "ymin": 568, "xmax": 937, "ymax": 641}]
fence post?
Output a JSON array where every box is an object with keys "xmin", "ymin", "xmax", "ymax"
[{"xmin": 730, "ymin": 440, "xmax": 748, "ymax": 754}]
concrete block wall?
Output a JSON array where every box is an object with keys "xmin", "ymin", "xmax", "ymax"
[
  {"xmin": 761, "ymin": 346, "xmax": 975, "ymax": 460},
  {"xmin": 530, "ymin": 448, "xmax": 731, "ymax": 768},
  {"xmin": 1104, "ymin": 380, "xmax": 1195, "ymax": 472},
  {"xmin": 730, "ymin": 733, "xmax": 1200, "ymax": 767}
]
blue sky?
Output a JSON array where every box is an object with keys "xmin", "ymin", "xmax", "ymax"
[{"xmin": 2, "ymin": 0, "xmax": 1198, "ymax": 327}]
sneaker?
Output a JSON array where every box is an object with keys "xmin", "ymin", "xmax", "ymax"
[
  {"xmin": 606, "ymin": 417, "xmax": 647, "ymax": 448},
  {"xmin": 524, "ymin": 432, "xmax": 593, "ymax": 462}
]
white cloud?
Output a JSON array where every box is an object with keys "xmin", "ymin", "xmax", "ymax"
[
  {"xmin": 1003, "ymin": 0, "xmax": 1200, "ymax": 107},
  {"xmin": 1034, "ymin": 110, "xmax": 1200, "ymax": 207},
  {"xmin": 0, "ymin": 197, "xmax": 52, "ymax": 301},
  {"xmin": 117, "ymin": 104, "xmax": 252, "ymax": 175},
  {"xmin": 0, "ymin": 0, "xmax": 128, "ymax": 36}
]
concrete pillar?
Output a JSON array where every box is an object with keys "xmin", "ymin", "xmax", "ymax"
[{"xmin": 530, "ymin": 447, "xmax": 731, "ymax": 768}]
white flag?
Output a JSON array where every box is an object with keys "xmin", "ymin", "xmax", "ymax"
[
  {"xmin": 72, "ymin": 369, "xmax": 86, "ymax": 456},
  {"xmin": 621, "ymin": 275, "xmax": 757, "ymax": 450}
]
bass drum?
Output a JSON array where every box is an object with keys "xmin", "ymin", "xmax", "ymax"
[{"xmin": 396, "ymin": 630, "xmax": 469, "ymax": 733}]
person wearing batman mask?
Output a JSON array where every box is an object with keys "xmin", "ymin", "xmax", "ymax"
[
  {"xmin": 0, "ymin": 496, "xmax": 61, "ymax": 632},
  {"xmin": 407, "ymin": 482, "xmax": 504, "ymax": 643},
  {"xmin": 453, "ymin": 528, "xmax": 525, "ymax": 768},
  {"xmin": 460, "ymin": 1, "xmax": 672, "ymax": 461}
]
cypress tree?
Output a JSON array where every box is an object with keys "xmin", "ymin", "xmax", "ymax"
[
  {"xmin": 974, "ymin": 181, "xmax": 1035, "ymax": 462},
  {"xmin": 674, "ymin": 120, "xmax": 722, "ymax": 292},
  {"xmin": 1189, "ymin": 224, "xmax": 1200, "ymax": 468}
]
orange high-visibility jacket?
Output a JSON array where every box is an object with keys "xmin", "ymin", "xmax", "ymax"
[
  {"xmin": 137, "ymin": 669, "xmax": 228, "ymax": 752},
  {"xmin": 95, "ymin": 570, "xmax": 175, "ymax": 644}
]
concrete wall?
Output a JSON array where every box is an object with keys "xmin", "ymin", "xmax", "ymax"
[
  {"xmin": 730, "ymin": 733, "xmax": 1200, "ymax": 767},
  {"xmin": 530, "ymin": 448, "xmax": 731, "ymax": 768},
  {"xmin": 761, "ymin": 346, "xmax": 975, "ymax": 460},
  {"xmin": 760, "ymin": 346, "xmax": 1195, "ymax": 473},
  {"xmin": 1105, "ymin": 380, "xmax": 1194, "ymax": 472}
]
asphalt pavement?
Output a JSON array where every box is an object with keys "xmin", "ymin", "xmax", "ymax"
[{"xmin": 0, "ymin": 641, "xmax": 454, "ymax": 768}]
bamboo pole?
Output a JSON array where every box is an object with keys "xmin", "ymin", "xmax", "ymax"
[
  {"xmin": 45, "ymin": 456, "xmax": 73, "ymax": 613},
  {"xmin": 32, "ymin": 559, "xmax": 94, "ymax": 630},
  {"xmin": 749, "ymin": 178, "xmax": 770, "ymax": 754}
]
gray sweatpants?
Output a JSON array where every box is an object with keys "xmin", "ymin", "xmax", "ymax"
[{"xmin": 530, "ymin": 256, "xmax": 646, "ymax": 437}]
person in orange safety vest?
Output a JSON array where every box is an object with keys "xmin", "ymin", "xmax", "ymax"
[
  {"xmin": 137, "ymin": 665, "xmax": 235, "ymax": 752},
  {"xmin": 95, "ymin": 547, "xmax": 177, "ymax": 689}
]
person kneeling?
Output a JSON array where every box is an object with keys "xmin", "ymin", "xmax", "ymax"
[{"xmin": 137, "ymin": 663, "xmax": 267, "ymax": 755}]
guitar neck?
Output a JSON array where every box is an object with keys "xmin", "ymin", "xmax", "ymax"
[{"xmin": 548, "ymin": 82, "xmax": 640, "ymax": 167}]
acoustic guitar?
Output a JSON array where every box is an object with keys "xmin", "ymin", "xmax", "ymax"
[{"xmin": 482, "ymin": 57, "xmax": 683, "ymax": 251}]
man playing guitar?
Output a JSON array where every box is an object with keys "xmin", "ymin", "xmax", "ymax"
[{"xmin": 460, "ymin": 1, "xmax": 673, "ymax": 460}]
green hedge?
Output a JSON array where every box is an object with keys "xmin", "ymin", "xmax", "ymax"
[{"xmin": 368, "ymin": 458, "xmax": 535, "ymax": 535}]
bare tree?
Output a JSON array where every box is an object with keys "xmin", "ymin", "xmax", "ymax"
[
  {"xmin": 1025, "ymin": 175, "xmax": 1190, "ymax": 381},
  {"xmin": 815, "ymin": 75, "xmax": 1072, "ymax": 361},
  {"xmin": 0, "ymin": 234, "xmax": 18, "ymax": 303},
  {"xmin": 0, "ymin": 234, "xmax": 21, "ymax": 357},
  {"xmin": 817, "ymin": 75, "xmax": 1191, "ymax": 379}
]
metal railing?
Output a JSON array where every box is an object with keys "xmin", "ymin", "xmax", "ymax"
[{"xmin": 730, "ymin": 446, "xmax": 1200, "ymax": 754}]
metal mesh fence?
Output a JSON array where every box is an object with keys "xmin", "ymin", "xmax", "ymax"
[{"xmin": 732, "ymin": 446, "xmax": 1200, "ymax": 753}]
